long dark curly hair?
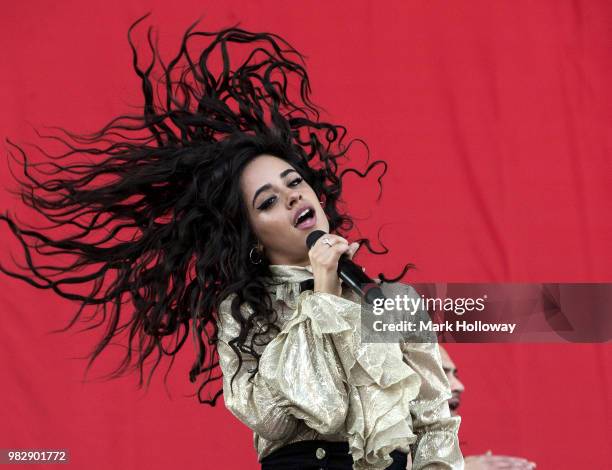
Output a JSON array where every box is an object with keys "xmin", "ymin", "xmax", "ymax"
[{"xmin": 0, "ymin": 14, "xmax": 413, "ymax": 405}]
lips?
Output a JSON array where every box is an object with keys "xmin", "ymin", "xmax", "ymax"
[
  {"xmin": 448, "ymin": 397, "xmax": 460, "ymax": 411},
  {"xmin": 292, "ymin": 204, "xmax": 316, "ymax": 229}
]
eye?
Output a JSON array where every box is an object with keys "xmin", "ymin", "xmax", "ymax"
[
  {"xmin": 257, "ymin": 195, "xmax": 277, "ymax": 211},
  {"xmin": 288, "ymin": 176, "xmax": 303, "ymax": 187}
]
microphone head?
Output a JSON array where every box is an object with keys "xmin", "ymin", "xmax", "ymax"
[{"xmin": 306, "ymin": 230, "xmax": 326, "ymax": 249}]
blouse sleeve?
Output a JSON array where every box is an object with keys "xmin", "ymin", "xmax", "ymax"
[
  {"xmin": 398, "ymin": 286, "xmax": 464, "ymax": 469},
  {"xmin": 216, "ymin": 293, "xmax": 349, "ymax": 441},
  {"xmin": 217, "ymin": 290, "xmax": 424, "ymax": 470}
]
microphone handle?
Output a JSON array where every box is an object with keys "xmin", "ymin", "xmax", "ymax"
[{"xmin": 337, "ymin": 255, "xmax": 385, "ymax": 304}]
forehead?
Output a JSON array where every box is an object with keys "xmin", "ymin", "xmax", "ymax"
[{"xmin": 240, "ymin": 154, "xmax": 295, "ymax": 194}]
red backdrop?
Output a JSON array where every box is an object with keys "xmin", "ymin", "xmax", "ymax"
[{"xmin": 1, "ymin": 1, "xmax": 610, "ymax": 469}]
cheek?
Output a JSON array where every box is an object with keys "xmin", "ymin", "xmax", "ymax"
[
  {"xmin": 250, "ymin": 210, "xmax": 288, "ymax": 241},
  {"xmin": 316, "ymin": 204, "xmax": 330, "ymax": 231}
]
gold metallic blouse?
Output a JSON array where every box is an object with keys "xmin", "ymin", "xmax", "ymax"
[{"xmin": 216, "ymin": 265, "xmax": 464, "ymax": 469}]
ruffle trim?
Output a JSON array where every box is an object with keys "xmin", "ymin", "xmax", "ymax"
[
  {"xmin": 266, "ymin": 289, "xmax": 422, "ymax": 470},
  {"xmin": 272, "ymin": 281, "xmax": 303, "ymax": 308}
]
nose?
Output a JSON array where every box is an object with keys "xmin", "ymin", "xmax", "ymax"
[
  {"xmin": 286, "ymin": 190, "xmax": 302, "ymax": 209},
  {"xmin": 451, "ymin": 375, "xmax": 465, "ymax": 393}
]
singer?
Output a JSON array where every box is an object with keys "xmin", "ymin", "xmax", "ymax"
[{"xmin": 0, "ymin": 17, "xmax": 463, "ymax": 470}]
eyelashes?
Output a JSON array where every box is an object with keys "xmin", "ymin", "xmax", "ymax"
[
  {"xmin": 257, "ymin": 177, "xmax": 303, "ymax": 211},
  {"xmin": 289, "ymin": 176, "xmax": 303, "ymax": 187},
  {"xmin": 258, "ymin": 196, "xmax": 276, "ymax": 210}
]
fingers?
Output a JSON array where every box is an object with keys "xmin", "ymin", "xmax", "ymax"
[
  {"xmin": 313, "ymin": 242, "xmax": 348, "ymax": 268},
  {"xmin": 310, "ymin": 234, "xmax": 348, "ymax": 257},
  {"xmin": 485, "ymin": 455, "xmax": 537, "ymax": 469},
  {"xmin": 315, "ymin": 234, "xmax": 348, "ymax": 248},
  {"xmin": 308, "ymin": 234, "xmax": 359, "ymax": 274},
  {"xmin": 308, "ymin": 234, "xmax": 351, "ymax": 296},
  {"xmin": 311, "ymin": 237, "xmax": 360, "ymax": 263}
]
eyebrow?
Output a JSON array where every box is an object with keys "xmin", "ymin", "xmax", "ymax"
[{"xmin": 251, "ymin": 168, "xmax": 298, "ymax": 207}]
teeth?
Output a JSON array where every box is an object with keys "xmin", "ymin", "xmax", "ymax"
[{"xmin": 295, "ymin": 208, "xmax": 312, "ymax": 226}]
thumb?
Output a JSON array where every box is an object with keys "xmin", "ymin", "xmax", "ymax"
[{"xmin": 347, "ymin": 242, "xmax": 360, "ymax": 260}]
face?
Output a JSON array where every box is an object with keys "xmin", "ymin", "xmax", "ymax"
[
  {"xmin": 240, "ymin": 154, "xmax": 329, "ymax": 266},
  {"xmin": 439, "ymin": 346, "xmax": 465, "ymax": 416}
]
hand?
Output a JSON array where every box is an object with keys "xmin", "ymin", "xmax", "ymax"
[
  {"xmin": 308, "ymin": 234, "xmax": 359, "ymax": 296},
  {"xmin": 465, "ymin": 451, "xmax": 537, "ymax": 469}
]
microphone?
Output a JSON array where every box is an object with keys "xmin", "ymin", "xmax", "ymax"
[{"xmin": 306, "ymin": 230, "xmax": 385, "ymax": 305}]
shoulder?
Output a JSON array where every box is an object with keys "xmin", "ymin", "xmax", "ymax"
[
  {"xmin": 379, "ymin": 280, "xmax": 421, "ymax": 300},
  {"xmin": 217, "ymin": 294, "xmax": 253, "ymax": 340},
  {"xmin": 217, "ymin": 293, "xmax": 277, "ymax": 345}
]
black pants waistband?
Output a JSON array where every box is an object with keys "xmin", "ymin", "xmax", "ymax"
[
  {"xmin": 261, "ymin": 439, "xmax": 408, "ymax": 470},
  {"xmin": 263, "ymin": 439, "xmax": 349, "ymax": 459}
]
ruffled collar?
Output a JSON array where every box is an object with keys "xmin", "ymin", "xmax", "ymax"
[
  {"xmin": 267, "ymin": 264, "xmax": 314, "ymax": 308},
  {"xmin": 268, "ymin": 264, "xmax": 313, "ymax": 282}
]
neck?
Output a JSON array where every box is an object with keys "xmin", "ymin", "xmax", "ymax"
[
  {"xmin": 294, "ymin": 257, "xmax": 310, "ymax": 267},
  {"xmin": 268, "ymin": 253, "xmax": 310, "ymax": 267}
]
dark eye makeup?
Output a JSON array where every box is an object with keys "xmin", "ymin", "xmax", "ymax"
[
  {"xmin": 257, "ymin": 196, "xmax": 277, "ymax": 210},
  {"xmin": 256, "ymin": 176, "xmax": 303, "ymax": 211}
]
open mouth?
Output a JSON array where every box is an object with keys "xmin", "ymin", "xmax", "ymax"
[
  {"xmin": 293, "ymin": 206, "xmax": 316, "ymax": 229},
  {"xmin": 448, "ymin": 398, "xmax": 460, "ymax": 412}
]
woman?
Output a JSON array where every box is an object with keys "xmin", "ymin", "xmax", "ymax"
[{"xmin": 0, "ymin": 16, "xmax": 463, "ymax": 469}]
